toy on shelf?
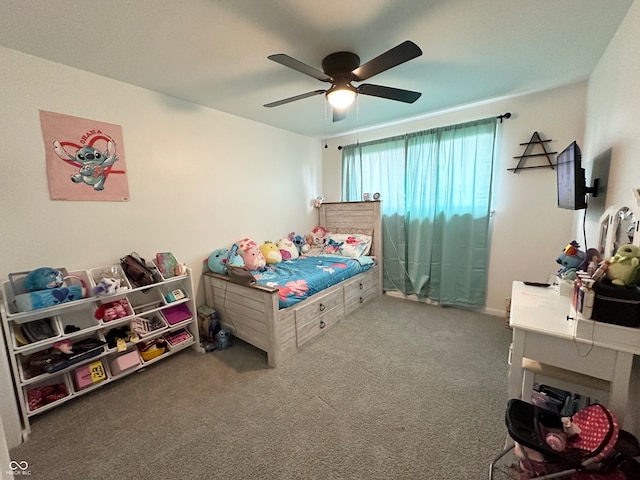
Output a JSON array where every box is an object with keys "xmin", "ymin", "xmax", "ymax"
[
  {"xmin": 24, "ymin": 268, "xmax": 64, "ymax": 291},
  {"xmin": 155, "ymin": 252, "xmax": 184, "ymax": 278},
  {"xmin": 93, "ymin": 277, "xmax": 122, "ymax": 297},
  {"xmin": 94, "ymin": 299, "xmax": 131, "ymax": 322},
  {"xmin": 606, "ymin": 243, "xmax": 640, "ymax": 286},
  {"xmin": 11, "ymin": 267, "xmax": 85, "ymax": 313},
  {"xmin": 556, "ymin": 241, "xmax": 587, "ymax": 280}
]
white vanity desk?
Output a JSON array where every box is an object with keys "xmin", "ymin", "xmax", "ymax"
[{"xmin": 508, "ymin": 280, "xmax": 640, "ymax": 425}]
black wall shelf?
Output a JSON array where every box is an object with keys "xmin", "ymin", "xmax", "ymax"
[{"xmin": 508, "ymin": 131, "xmax": 557, "ymax": 173}]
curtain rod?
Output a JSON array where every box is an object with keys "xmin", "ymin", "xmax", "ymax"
[
  {"xmin": 337, "ymin": 112, "xmax": 513, "ymax": 149},
  {"xmin": 497, "ymin": 112, "xmax": 512, "ymax": 123}
]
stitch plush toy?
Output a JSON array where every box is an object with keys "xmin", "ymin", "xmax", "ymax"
[
  {"xmin": 606, "ymin": 243, "xmax": 640, "ymax": 286},
  {"xmin": 556, "ymin": 241, "xmax": 587, "ymax": 280},
  {"xmin": 289, "ymin": 233, "xmax": 306, "ymax": 255},
  {"xmin": 205, "ymin": 327, "xmax": 232, "ymax": 352}
]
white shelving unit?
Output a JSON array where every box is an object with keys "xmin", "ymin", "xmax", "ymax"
[{"xmin": 0, "ymin": 265, "xmax": 202, "ymax": 443}]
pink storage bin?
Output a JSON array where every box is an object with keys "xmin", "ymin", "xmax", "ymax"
[
  {"xmin": 108, "ymin": 350, "xmax": 141, "ymax": 376},
  {"xmin": 74, "ymin": 359, "xmax": 108, "ymax": 390}
]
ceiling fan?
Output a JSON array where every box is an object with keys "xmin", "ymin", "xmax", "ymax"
[{"xmin": 264, "ymin": 40, "xmax": 423, "ymax": 122}]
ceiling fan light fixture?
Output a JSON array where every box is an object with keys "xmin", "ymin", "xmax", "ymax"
[{"xmin": 326, "ymin": 85, "xmax": 356, "ymax": 109}]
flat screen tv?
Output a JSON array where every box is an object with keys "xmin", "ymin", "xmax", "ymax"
[{"xmin": 556, "ymin": 141, "xmax": 598, "ymax": 210}]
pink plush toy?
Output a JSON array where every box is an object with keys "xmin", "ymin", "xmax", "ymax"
[{"xmin": 237, "ymin": 238, "xmax": 267, "ymax": 270}]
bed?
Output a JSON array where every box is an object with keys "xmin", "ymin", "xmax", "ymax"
[{"xmin": 203, "ymin": 201, "xmax": 383, "ymax": 367}]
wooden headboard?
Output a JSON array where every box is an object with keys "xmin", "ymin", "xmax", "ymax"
[{"xmin": 318, "ymin": 200, "xmax": 383, "ymax": 259}]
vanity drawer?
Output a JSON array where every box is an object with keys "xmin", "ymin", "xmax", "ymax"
[
  {"xmin": 295, "ymin": 288, "xmax": 344, "ymax": 347},
  {"xmin": 344, "ymin": 270, "xmax": 378, "ymax": 314}
]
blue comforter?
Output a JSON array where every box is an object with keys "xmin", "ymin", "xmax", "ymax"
[{"xmin": 251, "ymin": 255, "xmax": 375, "ymax": 309}]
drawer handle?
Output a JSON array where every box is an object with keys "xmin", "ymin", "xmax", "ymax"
[
  {"xmin": 319, "ymin": 320, "xmax": 326, "ymax": 329},
  {"xmin": 359, "ymin": 296, "xmax": 364, "ymax": 304},
  {"xmin": 319, "ymin": 303, "xmax": 325, "ymax": 312},
  {"xmin": 359, "ymin": 282, "xmax": 364, "ymax": 290}
]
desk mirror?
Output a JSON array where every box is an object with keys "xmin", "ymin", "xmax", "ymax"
[{"xmin": 612, "ymin": 206, "xmax": 637, "ymax": 254}]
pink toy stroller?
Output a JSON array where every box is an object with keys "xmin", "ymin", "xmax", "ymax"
[{"xmin": 489, "ymin": 399, "xmax": 640, "ymax": 480}]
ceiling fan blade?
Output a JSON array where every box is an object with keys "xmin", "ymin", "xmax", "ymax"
[
  {"xmin": 333, "ymin": 108, "xmax": 347, "ymax": 122},
  {"xmin": 268, "ymin": 54, "xmax": 332, "ymax": 82},
  {"xmin": 351, "ymin": 40, "xmax": 422, "ymax": 82},
  {"xmin": 264, "ymin": 89, "xmax": 326, "ymax": 108},
  {"xmin": 357, "ymin": 84, "xmax": 422, "ymax": 103}
]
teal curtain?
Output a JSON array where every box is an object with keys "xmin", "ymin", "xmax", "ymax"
[{"xmin": 342, "ymin": 117, "xmax": 497, "ymax": 307}]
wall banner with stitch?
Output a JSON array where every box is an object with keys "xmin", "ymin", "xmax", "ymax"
[{"xmin": 39, "ymin": 110, "xmax": 130, "ymax": 201}]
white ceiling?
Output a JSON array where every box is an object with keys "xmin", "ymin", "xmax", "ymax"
[{"xmin": 0, "ymin": 0, "xmax": 633, "ymax": 139}]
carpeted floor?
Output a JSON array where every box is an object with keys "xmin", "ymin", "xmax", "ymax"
[{"xmin": 10, "ymin": 295, "xmax": 513, "ymax": 479}]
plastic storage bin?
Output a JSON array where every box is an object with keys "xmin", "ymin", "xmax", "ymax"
[
  {"xmin": 108, "ymin": 350, "xmax": 141, "ymax": 376},
  {"xmin": 160, "ymin": 303, "xmax": 192, "ymax": 326},
  {"xmin": 57, "ymin": 304, "xmax": 100, "ymax": 336},
  {"xmin": 89, "ymin": 265, "xmax": 132, "ymax": 292},
  {"xmin": 163, "ymin": 328, "xmax": 193, "ymax": 350},
  {"xmin": 96, "ymin": 298, "xmax": 134, "ymax": 324},
  {"xmin": 4, "ymin": 268, "xmax": 91, "ymax": 315},
  {"xmin": 24, "ymin": 374, "xmax": 71, "ymax": 414},
  {"xmin": 130, "ymin": 312, "xmax": 167, "ymax": 339},
  {"xmin": 73, "ymin": 359, "xmax": 108, "ymax": 391},
  {"xmin": 11, "ymin": 316, "xmax": 61, "ymax": 351},
  {"xmin": 137, "ymin": 338, "xmax": 167, "ymax": 362}
]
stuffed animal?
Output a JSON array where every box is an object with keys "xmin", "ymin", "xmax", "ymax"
[
  {"xmin": 305, "ymin": 226, "xmax": 328, "ymax": 255},
  {"xmin": 24, "ymin": 267, "xmax": 64, "ymax": 292},
  {"xmin": 237, "ymin": 238, "xmax": 267, "ymax": 271},
  {"xmin": 289, "ymin": 232, "xmax": 306, "ymax": 254},
  {"xmin": 556, "ymin": 241, "xmax": 587, "ymax": 280},
  {"xmin": 207, "ymin": 247, "xmax": 243, "ymax": 274},
  {"xmin": 323, "ymin": 237, "xmax": 344, "ymax": 255},
  {"xmin": 205, "ymin": 327, "xmax": 232, "ymax": 352},
  {"xmin": 311, "ymin": 225, "xmax": 328, "ymax": 244},
  {"xmin": 93, "ymin": 278, "xmax": 122, "ymax": 297},
  {"xmin": 277, "ymin": 237, "xmax": 299, "ymax": 260},
  {"xmin": 260, "ymin": 241, "xmax": 282, "ymax": 264},
  {"xmin": 606, "ymin": 243, "xmax": 640, "ymax": 286}
]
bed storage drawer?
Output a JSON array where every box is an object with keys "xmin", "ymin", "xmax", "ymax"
[
  {"xmin": 295, "ymin": 287, "xmax": 344, "ymax": 347},
  {"xmin": 344, "ymin": 269, "xmax": 378, "ymax": 315}
]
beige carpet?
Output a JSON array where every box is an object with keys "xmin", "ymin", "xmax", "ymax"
[{"xmin": 10, "ymin": 295, "xmax": 512, "ymax": 479}]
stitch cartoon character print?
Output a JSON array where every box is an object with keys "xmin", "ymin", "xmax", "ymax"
[{"xmin": 53, "ymin": 137, "xmax": 118, "ymax": 191}]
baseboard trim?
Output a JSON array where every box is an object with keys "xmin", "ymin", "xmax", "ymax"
[{"xmin": 383, "ymin": 291, "xmax": 503, "ymax": 318}]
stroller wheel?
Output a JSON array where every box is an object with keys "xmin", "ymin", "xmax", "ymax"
[
  {"xmin": 618, "ymin": 456, "xmax": 640, "ymax": 478},
  {"xmin": 615, "ymin": 430, "xmax": 640, "ymax": 458}
]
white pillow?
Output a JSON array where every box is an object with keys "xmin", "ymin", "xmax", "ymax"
[{"xmin": 321, "ymin": 233, "xmax": 372, "ymax": 258}]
